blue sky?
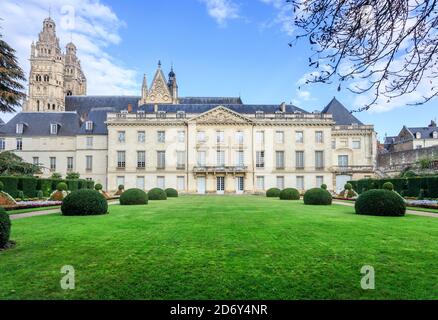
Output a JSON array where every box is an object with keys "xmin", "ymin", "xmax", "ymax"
[{"xmin": 1, "ymin": 0, "xmax": 436, "ymax": 140}]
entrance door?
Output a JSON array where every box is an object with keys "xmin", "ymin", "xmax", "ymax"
[
  {"xmin": 217, "ymin": 177, "xmax": 225, "ymax": 194},
  {"xmin": 236, "ymin": 177, "xmax": 244, "ymax": 194},
  {"xmin": 336, "ymin": 175, "xmax": 351, "ymax": 194},
  {"xmin": 197, "ymin": 177, "xmax": 206, "ymax": 194}
]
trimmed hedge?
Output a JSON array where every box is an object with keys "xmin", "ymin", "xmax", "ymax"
[
  {"xmin": 120, "ymin": 188, "xmax": 148, "ymax": 205},
  {"xmin": 355, "ymin": 189, "xmax": 406, "ymax": 217},
  {"xmin": 57, "ymin": 182, "xmax": 68, "ymax": 192},
  {"xmin": 266, "ymin": 188, "xmax": 281, "ymax": 198},
  {"xmin": 0, "ymin": 177, "xmax": 19, "ymax": 198},
  {"xmin": 0, "ymin": 207, "xmax": 11, "ymax": 248},
  {"xmin": 279, "ymin": 188, "xmax": 300, "ymax": 200},
  {"xmin": 148, "ymin": 188, "xmax": 167, "ymax": 200},
  {"xmin": 303, "ymin": 188, "xmax": 332, "ymax": 205},
  {"xmin": 61, "ymin": 190, "xmax": 108, "ymax": 216},
  {"xmin": 165, "ymin": 188, "xmax": 179, "ymax": 198},
  {"xmin": 18, "ymin": 177, "xmax": 38, "ymax": 198},
  {"xmin": 66, "ymin": 179, "xmax": 79, "ymax": 192}
]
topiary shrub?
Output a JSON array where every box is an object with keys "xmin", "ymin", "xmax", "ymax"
[
  {"xmin": 321, "ymin": 184, "xmax": 327, "ymax": 190},
  {"xmin": 266, "ymin": 188, "xmax": 281, "ymax": 198},
  {"xmin": 17, "ymin": 190, "xmax": 25, "ymax": 201},
  {"xmin": 120, "ymin": 188, "xmax": 148, "ymax": 205},
  {"xmin": 37, "ymin": 190, "xmax": 44, "ymax": 200},
  {"xmin": 304, "ymin": 188, "xmax": 332, "ymax": 205},
  {"xmin": 0, "ymin": 207, "xmax": 11, "ymax": 248},
  {"xmin": 57, "ymin": 182, "xmax": 68, "ymax": 192},
  {"xmin": 94, "ymin": 183, "xmax": 103, "ymax": 191},
  {"xmin": 61, "ymin": 190, "xmax": 108, "ymax": 216},
  {"xmin": 148, "ymin": 188, "xmax": 167, "ymax": 200},
  {"xmin": 165, "ymin": 188, "xmax": 178, "ymax": 198},
  {"xmin": 279, "ymin": 188, "xmax": 300, "ymax": 200},
  {"xmin": 355, "ymin": 189, "xmax": 406, "ymax": 217},
  {"xmin": 344, "ymin": 183, "xmax": 353, "ymax": 190},
  {"xmin": 115, "ymin": 185, "xmax": 125, "ymax": 196},
  {"xmin": 382, "ymin": 182, "xmax": 394, "ymax": 191}
]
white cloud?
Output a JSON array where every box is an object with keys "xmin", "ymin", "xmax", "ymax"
[
  {"xmin": 0, "ymin": 0, "xmax": 138, "ymax": 111},
  {"xmin": 199, "ymin": 0, "xmax": 240, "ymax": 26},
  {"xmin": 259, "ymin": 0, "xmax": 294, "ymax": 35}
]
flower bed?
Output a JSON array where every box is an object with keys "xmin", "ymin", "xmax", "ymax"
[
  {"xmin": 333, "ymin": 197, "xmax": 356, "ymax": 202},
  {"xmin": 2, "ymin": 201, "xmax": 62, "ymax": 211},
  {"xmin": 405, "ymin": 200, "xmax": 438, "ymax": 210}
]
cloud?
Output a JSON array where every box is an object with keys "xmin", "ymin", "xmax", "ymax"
[
  {"xmin": 259, "ymin": 0, "xmax": 294, "ymax": 35},
  {"xmin": 0, "ymin": 0, "xmax": 138, "ymax": 116},
  {"xmin": 199, "ymin": 0, "xmax": 240, "ymax": 26}
]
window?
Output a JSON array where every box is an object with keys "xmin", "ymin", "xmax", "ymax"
[
  {"xmin": 338, "ymin": 155, "xmax": 349, "ymax": 167},
  {"xmin": 16, "ymin": 123, "xmax": 24, "ymax": 135},
  {"xmin": 296, "ymin": 151, "xmax": 304, "ymax": 169},
  {"xmin": 67, "ymin": 157, "xmax": 74, "ymax": 171},
  {"xmin": 255, "ymin": 111, "xmax": 265, "ymax": 119},
  {"xmin": 0, "ymin": 138, "xmax": 5, "ymax": 150},
  {"xmin": 178, "ymin": 131, "xmax": 185, "ymax": 143},
  {"xmin": 256, "ymin": 131, "xmax": 265, "ymax": 144},
  {"xmin": 235, "ymin": 131, "xmax": 244, "ymax": 144},
  {"xmin": 117, "ymin": 176, "xmax": 125, "ymax": 188},
  {"xmin": 86, "ymin": 156, "xmax": 93, "ymax": 171},
  {"xmin": 157, "ymin": 111, "xmax": 167, "ymax": 119},
  {"xmin": 315, "ymin": 151, "xmax": 324, "ymax": 170},
  {"xmin": 340, "ymin": 139, "xmax": 348, "ymax": 147},
  {"xmin": 117, "ymin": 151, "xmax": 126, "ymax": 168},
  {"xmin": 85, "ymin": 121, "xmax": 93, "ymax": 131},
  {"xmin": 416, "ymin": 132, "xmax": 422, "ymax": 139},
  {"xmin": 138, "ymin": 131, "xmax": 145, "ymax": 143},
  {"xmin": 276, "ymin": 151, "xmax": 285, "ymax": 169},
  {"xmin": 157, "ymin": 131, "xmax": 166, "ymax": 143},
  {"xmin": 297, "ymin": 176, "xmax": 305, "ymax": 190},
  {"xmin": 276, "ymin": 131, "xmax": 285, "ymax": 144},
  {"xmin": 256, "ymin": 176, "xmax": 265, "ymax": 190},
  {"xmin": 177, "ymin": 151, "xmax": 186, "ymax": 169},
  {"xmin": 197, "ymin": 131, "xmax": 206, "ymax": 143},
  {"xmin": 197, "ymin": 151, "xmax": 206, "ymax": 166},
  {"xmin": 296, "ymin": 131, "xmax": 304, "ymax": 143},
  {"xmin": 118, "ymin": 131, "xmax": 126, "ymax": 143},
  {"xmin": 86, "ymin": 136, "xmax": 93, "ymax": 148},
  {"xmin": 256, "ymin": 151, "xmax": 265, "ymax": 168},
  {"xmin": 316, "ymin": 176, "xmax": 324, "ymax": 188},
  {"xmin": 33, "ymin": 157, "xmax": 39, "ymax": 166},
  {"xmin": 137, "ymin": 151, "xmax": 146, "ymax": 168},
  {"xmin": 331, "ymin": 140, "xmax": 336, "ymax": 150},
  {"xmin": 136, "ymin": 176, "xmax": 145, "ymax": 190},
  {"xmin": 277, "ymin": 176, "xmax": 285, "ymax": 189},
  {"xmin": 216, "ymin": 131, "xmax": 225, "ymax": 144},
  {"xmin": 50, "ymin": 124, "xmax": 58, "ymax": 135},
  {"xmin": 433, "ymin": 131, "xmax": 438, "ymax": 139},
  {"xmin": 352, "ymin": 140, "xmax": 361, "ymax": 149},
  {"xmin": 176, "ymin": 111, "xmax": 186, "ymax": 119},
  {"xmin": 157, "ymin": 151, "xmax": 166, "ymax": 169},
  {"xmin": 217, "ymin": 150, "xmax": 225, "ymax": 167},
  {"xmin": 275, "ymin": 111, "xmax": 285, "ymax": 119},
  {"xmin": 16, "ymin": 138, "xmax": 23, "ymax": 150},
  {"xmin": 177, "ymin": 176, "xmax": 185, "ymax": 191},
  {"xmin": 157, "ymin": 176, "xmax": 165, "ymax": 189},
  {"xmin": 236, "ymin": 150, "xmax": 244, "ymax": 167},
  {"xmin": 50, "ymin": 157, "xmax": 56, "ymax": 171},
  {"xmin": 315, "ymin": 131, "xmax": 324, "ymax": 143}
]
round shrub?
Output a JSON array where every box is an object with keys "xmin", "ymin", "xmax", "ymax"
[
  {"xmin": 266, "ymin": 188, "xmax": 281, "ymax": 198},
  {"xmin": 148, "ymin": 188, "xmax": 167, "ymax": 200},
  {"xmin": 120, "ymin": 188, "xmax": 148, "ymax": 205},
  {"xmin": 279, "ymin": 188, "xmax": 300, "ymax": 200},
  {"xmin": 165, "ymin": 188, "xmax": 179, "ymax": 198},
  {"xmin": 57, "ymin": 182, "xmax": 68, "ymax": 192},
  {"xmin": 61, "ymin": 189, "xmax": 108, "ymax": 216},
  {"xmin": 303, "ymin": 188, "xmax": 332, "ymax": 205},
  {"xmin": 0, "ymin": 181, "xmax": 4, "ymax": 192},
  {"xmin": 355, "ymin": 189, "xmax": 406, "ymax": 217},
  {"xmin": 344, "ymin": 183, "xmax": 353, "ymax": 190},
  {"xmin": 0, "ymin": 208, "xmax": 11, "ymax": 248},
  {"xmin": 321, "ymin": 184, "xmax": 327, "ymax": 190},
  {"xmin": 94, "ymin": 183, "xmax": 103, "ymax": 191},
  {"xmin": 118, "ymin": 185, "xmax": 125, "ymax": 191},
  {"xmin": 382, "ymin": 182, "xmax": 394, "ymax": 191}
]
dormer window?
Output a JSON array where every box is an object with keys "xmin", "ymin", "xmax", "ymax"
[
  {"xmin": 416, "ymin": 132, "xmax": 422, "ymax": 139},
  {"xmin": 275, "ymin": 111, "xmax": 285, "ymax": 119},
  {"xmin": 176, "ymin": 111, "xmax": 186, "ymax": 119},
  {"xmin": 256, "ymin": 111, "xmax": 265, "ymax": 119},
  {"xmin": 157, "ymin": 111, "xmax": 167, "ymax": 119},
  {"xmin": 121, "ymin": 110, "xmax": 128, "ymax": 114},
  {"xmin": 433, "ymin": 131, "xmax": 438, "ymax": 139},
  {"xmin": 16, "ymin": 123, "xmax": 24, "ymax": 135},
  {"xmin": 50, "ymin": 123, "xmax": 58, "ymax": 135},
  {"xmin": 136, "ymin": 110, "xmax": 146, "ymax": 119},
  {"xmin": 85, "ymin": 121, "xmax": 93, "ymax": 132}
]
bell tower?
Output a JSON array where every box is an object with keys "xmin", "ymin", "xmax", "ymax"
[{"xmin": 64, "ymin": 42, "xmax": 87, "ymax": 96}]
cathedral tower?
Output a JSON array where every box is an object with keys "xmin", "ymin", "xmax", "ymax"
[{"xmin": 64, "ymin": 42, "xmax": 87, "ymax": 96}]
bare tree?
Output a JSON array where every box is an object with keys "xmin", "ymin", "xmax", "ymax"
[{"xmin": 289, "ymin": 0, "xmax": 438, "ymax": 111}]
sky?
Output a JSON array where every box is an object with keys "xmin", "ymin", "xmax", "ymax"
[{"xmin": 1, "ymin": 0, "xmax": 437, "ymax": 141}]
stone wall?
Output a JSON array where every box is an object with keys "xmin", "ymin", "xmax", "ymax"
[{"xmin": 378, "ymin": 145, "xmax": 438, "ymax": 172}]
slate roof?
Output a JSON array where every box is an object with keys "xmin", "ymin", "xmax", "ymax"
[
  {"xmin": 178, "ymin": 97, "xmax": 243, "ymax": 105},
  {"xmin": 65, "ymin": 96, "xmax": 141, "ymax": 116},
  {"xmin": 321, "ymin": 97, "xmax": 363, "ymax": 125},
  {"xmin": 407, "ymin": 126, "xmax": 438, "ymax": 139}
]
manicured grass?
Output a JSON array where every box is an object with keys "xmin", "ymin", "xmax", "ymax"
[
  {"xmin": 0, "ymin": 195, "xmax": 437, "ymax": 300},
  {"xmin": 6, "ymin": 206, "xmax": 61, "ymax": 215}
]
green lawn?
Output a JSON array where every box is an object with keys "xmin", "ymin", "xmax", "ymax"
[
  {"xmin": 0, "ymin": 195, "xmax": 437, "ymax": 300},
  {"xmin": 6, "ymin": 206, "xmax": 61, "ymax": 215}
]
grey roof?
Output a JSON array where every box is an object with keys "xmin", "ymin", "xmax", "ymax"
[
  {"xmin": 407, "ymin": 126, "xmax": 438, "ymax": 138},
  {"xmin": 322, "ymin": 98, "xmax": 363, "ymax": 125},
  {"xmin": 78, "ymin": 107, "xmax": 112, "ymax": 135},
  {"xmin": 0, "ymin": 112, "xmax": 81, "ymax": 136},
  {"xmin": 66, "ymin": 96, "xmax": 141, "ymax": 116},
  {"xmin": 178, "ymin": 97, "xmax": 243, "ymax": 105}
]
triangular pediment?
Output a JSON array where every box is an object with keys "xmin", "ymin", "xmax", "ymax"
[
  {"xmin": 146, "ymin": 68, "xmax": 172, "ymax": 104},
  {"xmin": 190, "ymin": 106, "xmax": 253, "ymax": 125}
]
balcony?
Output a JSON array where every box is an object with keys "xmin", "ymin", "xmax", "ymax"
[
  {"xmin": 331, "ymin": 165, "xmax": 374, "ymax": 173},
  {"xmin": 193, "ymin": 166, "xmax": 248, "ymax": 175}
]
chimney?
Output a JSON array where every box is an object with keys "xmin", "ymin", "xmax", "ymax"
[
  {"xmin": 280, "ymin": 102, "xmax": 286, "ymax": 113},
  {"xmin": 127, "ymin": 104, "xmax": 133, "ymax": 113}
]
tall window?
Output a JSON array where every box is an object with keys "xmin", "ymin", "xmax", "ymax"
[
  {"xmin": 178, "ymin": 131, "xmax": 185, "ymax": 143},
  {"xmin": 235, "ymin": 131, "xmax": 244, "ymax": 144},
  {"xmin": 217, "ymin": 150, "xmax": 225, "ymax": 167},
  {"xmin": 177, "ymin": 151, "xmax": 186, "ymax": 169},
  {"xmin": 256, "ymin": 131, "xmax": 265, "ymax": 144},
  {"xmin": 236, "ymin": 150, "xmax": 244, "ymax": 166},
  {"xmin": 338, "ymin": 155, "xmax": 349, "ymax": 167},
  {"xmin": 85, "ymin": 121, "xmax": 93, "ymax": 131},
  {"xmin": 276, "ymin": 131, "xmax": 285, "ymax": 144},
  {"xmin": 0, "ymin": 138, "xmax": 5, "ymax": 150},
  {"xmin": 296, "ymin": 131, "xmax": 304, "ymax": 143},
  {"xmin": 33, "ymin": 157, "xmax": 39, "ymax": 166},
  {"xmin": 86, "ymin": 156, "xmax": 93, "ymax": 171},
  {"xmin": 50, "ymin": 157, "xmax": 56, "ymax": 171},
  {"xmin": 353, "ymin": 140, "xmax": 361, "ymax": 149},
  {"xmin": 177, "ymin": 176, "xmax": 185, "ymax": 191},
  {"xmin": 157, "ymin": 151, "xmax": 166, "ymax": 169},
  {"xmin": 157, "ymin": 176, "xmax": 165, "ymax": 189},
  {"xmin": 16, "ymin": 138, "xmax": 23, "ymax": 150},
  {"xmin": 118, "ymin": 131, "xmax": 126, "ymax": 143},
  {"xmin": 216, "ymin": 131, "xmax": 225, "ymax": 144},
  {"xmin": 136, "ymin": 176, "xmax": 145, "ymax": 190},
  {"xmin": 137, "ymin": 151, "xmax": 146, "ymax": 168},
  {"xmin": 16, "ymin": 123, "xmax": 24, "ymax": 134},
  {"xmin": 197, "ymin": 151, "xmax": 206, "ymax": 167},
  {"xmin": 315, "ymin": 131, "xmax": 324, "ymax": 143},
  {"xmin": 276, "ymin": 151, "xmax": 285, "ymax": 169},
  {"xmin": 277, "ymin": 176, "xmax": 285, "ymax": 189},
  {"xmin": 331, "ymin": 140, "xmax": 336, "ymax": 150},
  {"xmin": 86, "ymin": 136, "xmax": 93, "ymax": 148},
  {"xmin": 117, "ymin": 176, "xmax": 125, "ymax": 188},
  {"xmin": 297, "ymin": 176, "xmax": 305, "ymax": 190},
  {"xmin": 197, "ymin": 131, "xmax": 206, "ymax": 143},
  {"xmin": 256, "ymin": 176, "xmax": 265, "ymax": 190},
  {"xmin": 117, "ymin": 151, "xmax": 126, "ymax": 168},
  {"xmin": 138, "ymin": 131, "xmax": 145, "ymax": 143},
  {"xmin": 50, "ymin": 124, "xmax": 58, "ymax": 135},
  {"xmin": 296, "ymin": 151, "xmax": 304, "ymax": 169},
  {"xmin": 157, "ymin": 131, "xmax": 166, "ymax": 143},
  {"xmin": 315, "ymin": 151, "xmax": 325, "ymax": 170},
  {"xmin": 256, "ymin": 151, "xmax": 265, "ymax": 168},
  {"xmin": 316, "ymin": 176, "xmax": 324, "ymax": 188},
  {"xmin": 67, "ymin": 157, "xmax": 74, "ymax": 171}
]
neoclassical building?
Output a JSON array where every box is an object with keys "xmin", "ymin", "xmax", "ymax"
[{"xmin": 0, "ymin": 17, "xmax": 377, "ymax": 194}]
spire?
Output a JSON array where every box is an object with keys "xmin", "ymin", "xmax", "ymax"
[{"xmin": 158, "ymin": 60, "xmax": 161, "ymax": 68}]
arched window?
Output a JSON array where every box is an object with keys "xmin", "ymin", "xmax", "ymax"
[
  {"xmin": 37, "ymin": 100, "xmax": 40, "ymax": 111},
  {"xmin": 52, "ymin": 104, "xmax": 56, "ymax": 110},
  {"xmin": 416, "ymin": 132, "xmax": 422, "ymax": 139},
  {"xmin": 47, "ymin": 103, "xmax": 50, "ymax": 110},
  {"xmin": 44, "ymin": 75, "xmax": 49, "ymax": 82},
  {"xmin": 66, "ymin": 90, "xmax": 73, "ymax": 96}
]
